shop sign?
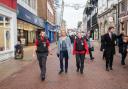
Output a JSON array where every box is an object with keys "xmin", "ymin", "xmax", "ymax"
[{"xmin": 17, "ymin": 4, "xmax": 44, "ymax": 28}]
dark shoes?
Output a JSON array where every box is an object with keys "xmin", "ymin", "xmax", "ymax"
[
  {"xmin": 121, "ymin": 62, "xmax": 125, "ymax": 65},
  {"xmin": 77, "ymin": 68, "xmax": 84, "ymax": 74},
  {"xmin": 106, "ymin": 67, "xmax": 113, "ymax": 71},
  {"xmin": 59, "ymin": 70, "xmax": 64, "ymax": 74},
  {"xmin": 110, "ymin": 67, "xmax": 113, "ymax": 70},
  {"xmin": 106, "ymin": 68, "xmax": 109, "ymax": 71},
  {"xmin": 80, "ymin": 70, "xmax": 83, "ymax": 74},
  {"xmin": 65, "ymin": 70, "xmax": 68, "ymax": 73},
  {"xmin": 76, "ymin": 68, "xmax": 79, "ymax": 72},
  {"xmin": 41, "ymin": 76, "xmax": 45, "ymax": 81}
]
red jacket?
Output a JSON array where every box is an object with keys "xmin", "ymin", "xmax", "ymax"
[
  {"xmin": 35, "ymin": 36, "xmax": 50, "ymax": 47},
  {"xmin": 73, "ymin": 38, "xmax": 89, "ymax": 55}
]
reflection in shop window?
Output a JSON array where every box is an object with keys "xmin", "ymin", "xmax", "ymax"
[
  {"xmin": 0, "ymin": 16, "xmax": 11, "ymax": 52},
  {"xmin": 0, "ymin": 16, "xmax": 4, "ymax": 27}
]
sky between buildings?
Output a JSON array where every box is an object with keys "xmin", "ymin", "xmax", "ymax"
[{"xmin": 63, "ymin": 0, "xmax": 87, "ymax": 29}]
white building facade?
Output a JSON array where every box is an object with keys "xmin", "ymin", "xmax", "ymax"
[
  {"xmin": 0, "ymin": 3, "xmax": 17, "ymax": 61},
  {"xmin": 98, "ymin": 0, "xmax": 119, "ymax": 36}
]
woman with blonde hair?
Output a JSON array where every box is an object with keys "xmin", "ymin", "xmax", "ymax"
[{"xmin": 57, "ymin": 30, "xmax": 71, "ymax": 74}]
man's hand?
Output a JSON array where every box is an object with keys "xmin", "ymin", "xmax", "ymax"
[{"xmin": 127, "ymin": 49, "xmax": 128, "ymax": 52}]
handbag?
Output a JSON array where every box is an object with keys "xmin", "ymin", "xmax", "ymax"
[{"xmin": 90, "ymin": 47, "xmax": 94, "ymax": 51}]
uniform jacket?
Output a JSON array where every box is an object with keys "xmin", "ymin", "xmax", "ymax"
[{"xmin": 73, "ymin": 37, "xmax": 89, "ymax": 55}]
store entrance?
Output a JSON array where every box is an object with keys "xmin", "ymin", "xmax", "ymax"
[{"xmin": 23, "ymin": 30, "xmax": 28, "ymax": 46}]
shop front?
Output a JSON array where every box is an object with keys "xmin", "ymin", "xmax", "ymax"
[
  {"xmin": 45, "ymin": 22, "xmax": 56, "ymax": 43},
  {"xmin": 17, "ymin": 4, "xmax": 44, "ymax": 46},
  {"xmin": 0, "ymin": 6, "xmax": 17, "ymax": 61},
  {"xmin": 119, "ymin": 11, "xmax": 128, "ymax": 35}
]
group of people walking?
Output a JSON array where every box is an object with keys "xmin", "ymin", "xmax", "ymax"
[
  {"xmin": 33, "ymin": 26, "xmax": 128, "ymax": 81},
  {"xmin": 101, "ymin": 26, "xmax": 128, "ymax": 71},
  {"xmin": 34, "ymin": 29, "xmax": 94, "ymax": 81}
]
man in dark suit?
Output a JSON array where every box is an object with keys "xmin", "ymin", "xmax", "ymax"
[{"xmin": 103, "ymin": 26, "xmax": 117, "ymax": 71}]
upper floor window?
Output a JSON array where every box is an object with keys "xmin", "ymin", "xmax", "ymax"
[{"xmin": 121, "ymin": 0, "xmax": 127, "ymax": 11}]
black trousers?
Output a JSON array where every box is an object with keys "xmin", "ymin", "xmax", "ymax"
[
  {"xmin": 60, "ymin": 50, "xmax": 69, "ymax": 71},
  {"xmin": 89, "ymin": 48, "xmax": 93, "ymax": 60},
  {"xmin": 121, "ymin": 52, "xmax": 127, "ymax": 64},
  {"xmin": 76, "ymin": 54, "xmax": 85, "ymax": 72},
  {"xmin": 37, "ymin": 53, "xmax": 48, "ymax": 77},
  {"xmin": 106, "ymin": 53, "xmax": 114, "ymax": 69},
  {"xmin": 103, "ymin": 50, "xmax": 106, "ymax": 60}
]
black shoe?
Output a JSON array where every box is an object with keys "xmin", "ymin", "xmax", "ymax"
[
  {"xmin": 80, "ymin": 71, "xmax": 83, "ymax": 74},
  {"xmin": 121, "ymin": 62, "xmax": 125, "ymax": 65},
  {"xmin": 106, "ymin": 68, "xmax": 109, "ymax": 71},
  {"xmin": 65, "ymin": 70, "xmax": 68, "ymax": 73},
  {"xmin": 80, "ymin": 69, "xmax": 83, "ymax": 74},
  {"xmin": 41, "ymin": 76, "xmax": 45, "ymax": 81},
  {"xmin": 110, "ymin": 67, "xmax": 113, "ymax": 70},
  {"xmin": 77, "ymin": 68, "xmax": 79, "ymax": 72},
  {"xmin": 59, "ymin": 70, "xmax": 63, "ymax": 74}
]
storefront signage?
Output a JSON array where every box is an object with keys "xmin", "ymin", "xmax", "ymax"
[{"xmin": 17, "ymin": 4, "xmax": 44, "ymax": 28}]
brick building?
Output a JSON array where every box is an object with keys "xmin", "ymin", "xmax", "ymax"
[{"xmin": 37, "ymin": 0, "xmax": 56, "ymax": 42}]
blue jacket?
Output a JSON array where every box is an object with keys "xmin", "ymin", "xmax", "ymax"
[{"xmin": 57, "ymin": 36, "xmax": 72, "ymax": 58}]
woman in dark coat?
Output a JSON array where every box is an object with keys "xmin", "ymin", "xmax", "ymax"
[{"xmin": 119, "ymin": 36, "xmax": 128, "ymax": 65}]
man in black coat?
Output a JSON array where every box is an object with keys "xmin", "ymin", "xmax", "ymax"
[
  {"xmin": 103, "ymin": 26, "xmax": 117, "ymax": 71},
  {"xmin": 100, "ymin": 35, "xmax": 106, "ymax": 60}
]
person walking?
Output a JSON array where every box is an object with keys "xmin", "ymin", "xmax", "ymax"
[
  {"xmin": 100, "ymin": 35, "xmax": 106, "ymax": 60},
  {"xmin": 73, "ymin": 32, "xmax": 89, "ymax": 74},
  {"xmin": 57, "ymin": 30, "xmax": 72, "ymax": 74},
  {"xmin": 103, "ymin": 26, "xmax": 117, "ymax": 71},
  {"xmin": 86, "ymin": 32, "xmax": 94, "ymax": 60},
  {"xmin": 119, "ymin": 36, "xmax": 128, "ymax": 65},
  {"xmin": 34, "ymin": 29, "xmax": 50, "ymax": 81}
]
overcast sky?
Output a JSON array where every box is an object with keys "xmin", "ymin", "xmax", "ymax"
[{"xmin": 63, "ymin": 0, "xmax": 87, "ymax": 29}]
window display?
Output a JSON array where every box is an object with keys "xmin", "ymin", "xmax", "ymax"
[{"xmin": 0, "ymin": 16, "xmax": 11, "ymax": 52}]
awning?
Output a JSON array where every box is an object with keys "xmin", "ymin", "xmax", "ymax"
[{"xmin": 17, "ymin": 4, "xmax": 44, "ymax": 28}]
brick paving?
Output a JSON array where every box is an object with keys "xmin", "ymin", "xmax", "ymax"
[{"xmin": 0, "ymin": 42, "xmax": 128, "ymax": 89}]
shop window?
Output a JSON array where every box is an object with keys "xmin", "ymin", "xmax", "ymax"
[
  {"xmin": 0, "ymin": 16, "xmax": 4, "ymax": 27},
  {"xmin": 0, "ymin": 16, "xmax": 11, "ymax": 52}
]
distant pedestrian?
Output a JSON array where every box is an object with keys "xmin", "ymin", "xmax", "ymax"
[
  {"xmin": 103, "ymin": 26, "xmax": 117, "ymax": 71},
  {"xmin": 73, "ymin": 32, "xmax": 89, "ymax": 74},
  {"xmin": 57, "ymin": 30, "xmax": 72, "ymax": 74},
  {"xmin": 86, "ymin": 32, "xmax": 94, "ymax": 60},
  {"xmin": 34, "ymin": 29, "xmax": 50, "ymax": 81},
  {"xmin": 118, "ymin": 34, "xmax": 128, "ymax": 65}
]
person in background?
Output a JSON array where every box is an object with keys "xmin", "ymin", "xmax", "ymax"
[
  {"xmin": 119, "ymin": 36, "xmax": 128, "ymax": 65},
  {"xmin": 73, "ymin": 32, "xmax": 89, "ymax": 74},
  {"xmin": 103, "ymin": 26, "xmax": 117, "ymax": 71},
  {"xmin": 57, "ymin": 30, "xmax": 72, "ymax": 74},
  {"xmin": 34, "ymin": 30, "xmax": 50, "ymax": 81},
  {"xmin": 86, "ymin": 32, "xmax": 94, "ymax": 60}
]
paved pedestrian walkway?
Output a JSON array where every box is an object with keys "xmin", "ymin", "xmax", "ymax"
[
  {"xmin": 0, "ymin": 42, "xmax": 57, "ymax": 82},
  {"xmin": 0, "ymin": 42, "xmax": 128, "ymax": 89}
]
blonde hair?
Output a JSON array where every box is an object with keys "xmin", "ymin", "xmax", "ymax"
[{"xmin": 61, "ymin": 30, "xmax": 67, "ymax": 35}]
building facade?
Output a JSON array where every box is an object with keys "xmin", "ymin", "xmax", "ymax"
[
  {"xmin": 98, "ymin": 0, "xmax": 119, "ymax": 38},
  {"xmin": 17, "ymin": 0, "xmax": 44, "ymax": 46},
  {"xmin": 119, "ymin": 0, "xmax": 128, "ymax": 35},
  {"xmin": 0, "ymin": 0, "xmax": 17, "ymax": 61},
  {"xmin": 37, "ymin": 0, "xmax": 56, "ymax": 42},
  {"xmin": 83, "ymin": 0, "xmax": 99, "ymax": 40}
]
